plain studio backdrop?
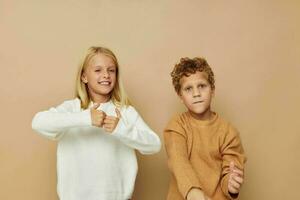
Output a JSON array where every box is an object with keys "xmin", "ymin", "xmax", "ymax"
[{"xmin": 1, "ymin": 0, "xmax": 299, "ymax": 199}]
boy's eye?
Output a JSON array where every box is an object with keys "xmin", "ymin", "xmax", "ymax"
[
  {"xmin": 109, "ymin": 69, "xmax": 116, "ymax": 73},
  {"xmin": 185, "ymin": 87, "xmax": 192, "ymax": 92},
  {"xmin": 95, "ymin": 69, "xmax": 101, "ymax": 72},
  {"xmin": 198, "ymin": 84, "xmax": 207, "ymax": 88}
]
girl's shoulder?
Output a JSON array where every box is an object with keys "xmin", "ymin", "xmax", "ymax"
[
  {"xmin": 119, "ymin": 105, "xmax": 137, "ymax": 115},
  {"xmin": 54, "ymin": 98, "xmax": 81, "ymax": 112}
]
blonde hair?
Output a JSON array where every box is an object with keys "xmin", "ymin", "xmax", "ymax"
[{"xmin": 75, "ymin": 46, "xmax": 131, "ymax": 109}]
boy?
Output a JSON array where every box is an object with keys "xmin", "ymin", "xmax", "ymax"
[{"xmin": 164, "ymin": 57, "xmax": 246, "ymax": 200}]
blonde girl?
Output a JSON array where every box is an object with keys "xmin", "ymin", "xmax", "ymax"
[{"xmin": 32, "ymin": 46, "xmax": 161, "ymax": 200}]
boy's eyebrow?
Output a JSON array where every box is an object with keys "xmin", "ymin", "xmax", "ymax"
[{"xmin": 182, "ymin": 84, "xmax": 192, "ymax": 89}]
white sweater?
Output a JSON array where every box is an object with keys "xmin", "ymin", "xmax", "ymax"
[{"xmin": 32, "ymin": 98, "xmax": 161, "ymax": 200}]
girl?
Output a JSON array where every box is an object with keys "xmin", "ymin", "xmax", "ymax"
[{"xmin": 32, "ymin": 46, "xmax": 161, "ymax": 200}]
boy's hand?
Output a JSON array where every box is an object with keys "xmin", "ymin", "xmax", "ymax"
[
  {"xmin": 103, "ymin": 108, "xmax": 121, "ymax": 133},
  {"xmin": 187, "ymin": 188, "xmax": 211, "ymax": 200},
  {"xmin": 90, "ymin": 103, "xmax": 106, "ymax": 127},
  {"xmin": 228, "ymin": 161, "xmax": 244, "ymax": 195}
]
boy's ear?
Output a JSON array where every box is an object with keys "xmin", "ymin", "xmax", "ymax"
[
  {"xmin": 177, "ymin": 91, "xmax": 184, "ymax": 101},
  {"xmin": 211, "ymin": 88, "xmax": 215, "ymax": 97},
  {"xmin": 81, "ymin": 73, "xmax": 88, "ymax": 83}
]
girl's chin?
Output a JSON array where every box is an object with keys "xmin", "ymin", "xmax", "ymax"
[{"xmin": 95, "ymin": 92, "xmax": 112, "ymax": 96}]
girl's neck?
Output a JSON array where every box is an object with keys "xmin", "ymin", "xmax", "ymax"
[{"xmin": 89, "ymin": 92, "xmax": 111, "ymax": 104}]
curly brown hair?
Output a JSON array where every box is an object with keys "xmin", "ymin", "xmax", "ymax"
[{"xmin": 171, "ymin": 57, "xmax": 215, "ymax": 94}]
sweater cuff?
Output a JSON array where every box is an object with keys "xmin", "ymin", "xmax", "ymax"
[
  {"xmin": 184, "ymin": 186, "xmax": 202, "ymax": 200},
  {"xmin": 229, "ymin": 192, "xmax": 239, "ymax": 199},
  {"xmin": 111, "ymin": 118, "xmax": 132, "ymax": 138},
  {"xmin": 79, "ymin": 109, "xmax": 92, "ymax": 126}
]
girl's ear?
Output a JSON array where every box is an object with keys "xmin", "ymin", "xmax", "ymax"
[{"xmin": 81, "ymin": 73, "xmax": 88, "ymax": 83}]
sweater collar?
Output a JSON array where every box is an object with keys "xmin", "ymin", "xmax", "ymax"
[{"xmin": 186, "ymin": 111, "xmax": 218, "ymax": 126}]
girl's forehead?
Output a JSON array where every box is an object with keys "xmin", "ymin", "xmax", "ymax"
[{"xmin": 89, "ymin": 54, "xmax": 116, "ymax": 68}]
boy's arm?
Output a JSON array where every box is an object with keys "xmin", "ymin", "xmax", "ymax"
[
  {"xmin": 220, "ymin": 125, "xmax": 247, "ymax": 199},
  {"xmin": 164, "ymin": 118, "xmax": 203, "ymax": 199}
]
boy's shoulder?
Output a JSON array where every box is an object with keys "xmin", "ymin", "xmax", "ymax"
[
  {"xmin": 167, "ymin": 111, "xmax": 189, "ymax": 123},
  {"xmin": 215, "ymin": 113, "xmax": 240, "ymax": 135},
  {"xmin": 165, "ymin": 111, "xmax": 191, "ymax": 130}
]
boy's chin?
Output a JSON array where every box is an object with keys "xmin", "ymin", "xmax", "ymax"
[{"xmin": 188, "ymin": 109, "xmax": 212, "ymax": 119}]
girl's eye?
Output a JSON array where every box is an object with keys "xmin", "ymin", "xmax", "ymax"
[
  {"xmin": 95, "ymin": 69, "xmax": 100, "ymax": 72},
  {"xmin": 109, "ymin": 69, "xmax": 116, "ymax": 73}
]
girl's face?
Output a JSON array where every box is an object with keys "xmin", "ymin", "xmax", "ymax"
[{"xmin": 81, "ymin": 53, "xmax": 117, "ymax": 102}]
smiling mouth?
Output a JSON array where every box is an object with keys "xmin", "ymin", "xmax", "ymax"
[{"xmin": 98, "ymin": 81, "xmax": 111, "ymax": 85}]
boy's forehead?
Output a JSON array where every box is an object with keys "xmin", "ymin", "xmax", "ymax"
[{"xmin": 180, "ymin": 71, "xmax": 209, "ymax": 84}]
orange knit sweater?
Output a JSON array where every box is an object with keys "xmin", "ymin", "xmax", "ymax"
[{"xmin": 164, "ymin": 112, "xmax": 246, "ymax": 200}]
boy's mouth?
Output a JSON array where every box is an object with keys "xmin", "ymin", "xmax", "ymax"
[{"xmin": 193, "ymin": 100, "xmax": 204, "ymax": 104}]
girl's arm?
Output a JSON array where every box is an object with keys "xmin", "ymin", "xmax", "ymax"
[
  {"xmin": 31, "ymin": 99, "xmax": 91, "ymax": 140},
  {"xmin": 111, "ymin": 106, "xmax": 161, "ymax": 155}
]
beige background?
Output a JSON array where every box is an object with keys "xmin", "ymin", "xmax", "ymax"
[{"xmin": 1, "ymin": 0, "xmax": 300, "ymax": 199}]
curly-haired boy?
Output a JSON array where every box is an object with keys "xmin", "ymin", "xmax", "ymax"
[{"xmin": 164, "ymin": 57, "xmax": 246, "ymax": 200}]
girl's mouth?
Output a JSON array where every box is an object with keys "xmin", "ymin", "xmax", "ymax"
[{"xmin": 98, "ymin": 81, "xmax": 111, "ymax": 85}]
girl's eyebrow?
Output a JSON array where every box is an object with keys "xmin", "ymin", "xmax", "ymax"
[{"xmin": 93, "ymin": 65, "xmax": 116, "ymax": 68}]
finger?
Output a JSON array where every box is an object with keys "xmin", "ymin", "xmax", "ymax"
[
  {"xmin": 99, "ymin": 111, "xmax": 107, "ymax": 118},
  {"xmin": 92, "ymin": 102, "xmax": 101, "ymax": 110},
  {"xmin": 103, "ymin": 118, "xmax": 116, "ymax": 124},
  {"xmin": 233, "ymin": 175, "xmax": 244, "ymax": 184},
  {"xmin": 230, "ymin": 161, "xmax": 235, "ymax": 171},
  {"xmin": 229, "ymin": 178, "xmax": 241, "ymax": 190},
  {"xmin": 104, "ymin": 116, "xmax": 117, "ymax": 120},
  {"xmin": 228, "ymin": 185, "xmax": 239, "ymax": 194},
  {"xmin": 232, "ymin": 168, "xmax": 244, "ymax": 177},
  {"xmin": 115, "ymin": 108, "xmax": 121, "ymax": 118}
]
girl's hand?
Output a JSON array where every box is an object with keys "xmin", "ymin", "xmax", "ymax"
[
  {"xmin": 103, "ymin": 108, "xmax": 121, "ymax": 133},
  {"xmin": 90, "ymin": 103, "xmax": 106, "ymax": 127},
  {"xmin": 187, "ymin": 188, "xmax": 210, "ymax": 200},
  {"xmin": 228, "ymin": 161, "xmax": 244, "ymax": 195}
]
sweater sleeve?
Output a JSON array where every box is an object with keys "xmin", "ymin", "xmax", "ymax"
[
  {"xmin": 31, "ymin": 99, "xmax": 91, "ymax": 140},
  {"xmin": 111, "ymin": 106, "xmax": 161, "ymax": 155},
  {"xmin": 220, "ymin": 124, "xmax": 247, "ymax": 199},
  {"xmin": 164, "ymin": 117, "xmax": 202, "ymax": 199}
]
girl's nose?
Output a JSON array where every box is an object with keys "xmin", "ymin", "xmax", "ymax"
[{"xmin": 102, "ymin": 70, "xmax": 109, "ymax": 78}]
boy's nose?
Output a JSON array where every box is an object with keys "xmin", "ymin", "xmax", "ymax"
[{"xmin": 193, "ymin": 89, "xmax": 201, "ymax": 97}]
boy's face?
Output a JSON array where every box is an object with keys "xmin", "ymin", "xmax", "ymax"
[{"xmin": 179, "ymin": 71, "xmax": 214, "ymax": 120}]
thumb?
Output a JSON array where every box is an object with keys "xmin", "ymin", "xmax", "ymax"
[
  {"xmin": 92, "ymin": 102, "xmax": 100, "ymax": 110},
  {"xmin": 230, "ymin": 161, "xmax": 235, "ymax": 171},
  {"xmin": 115, "ymin": 108, "xmax": 121, "ymax": 118}
]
